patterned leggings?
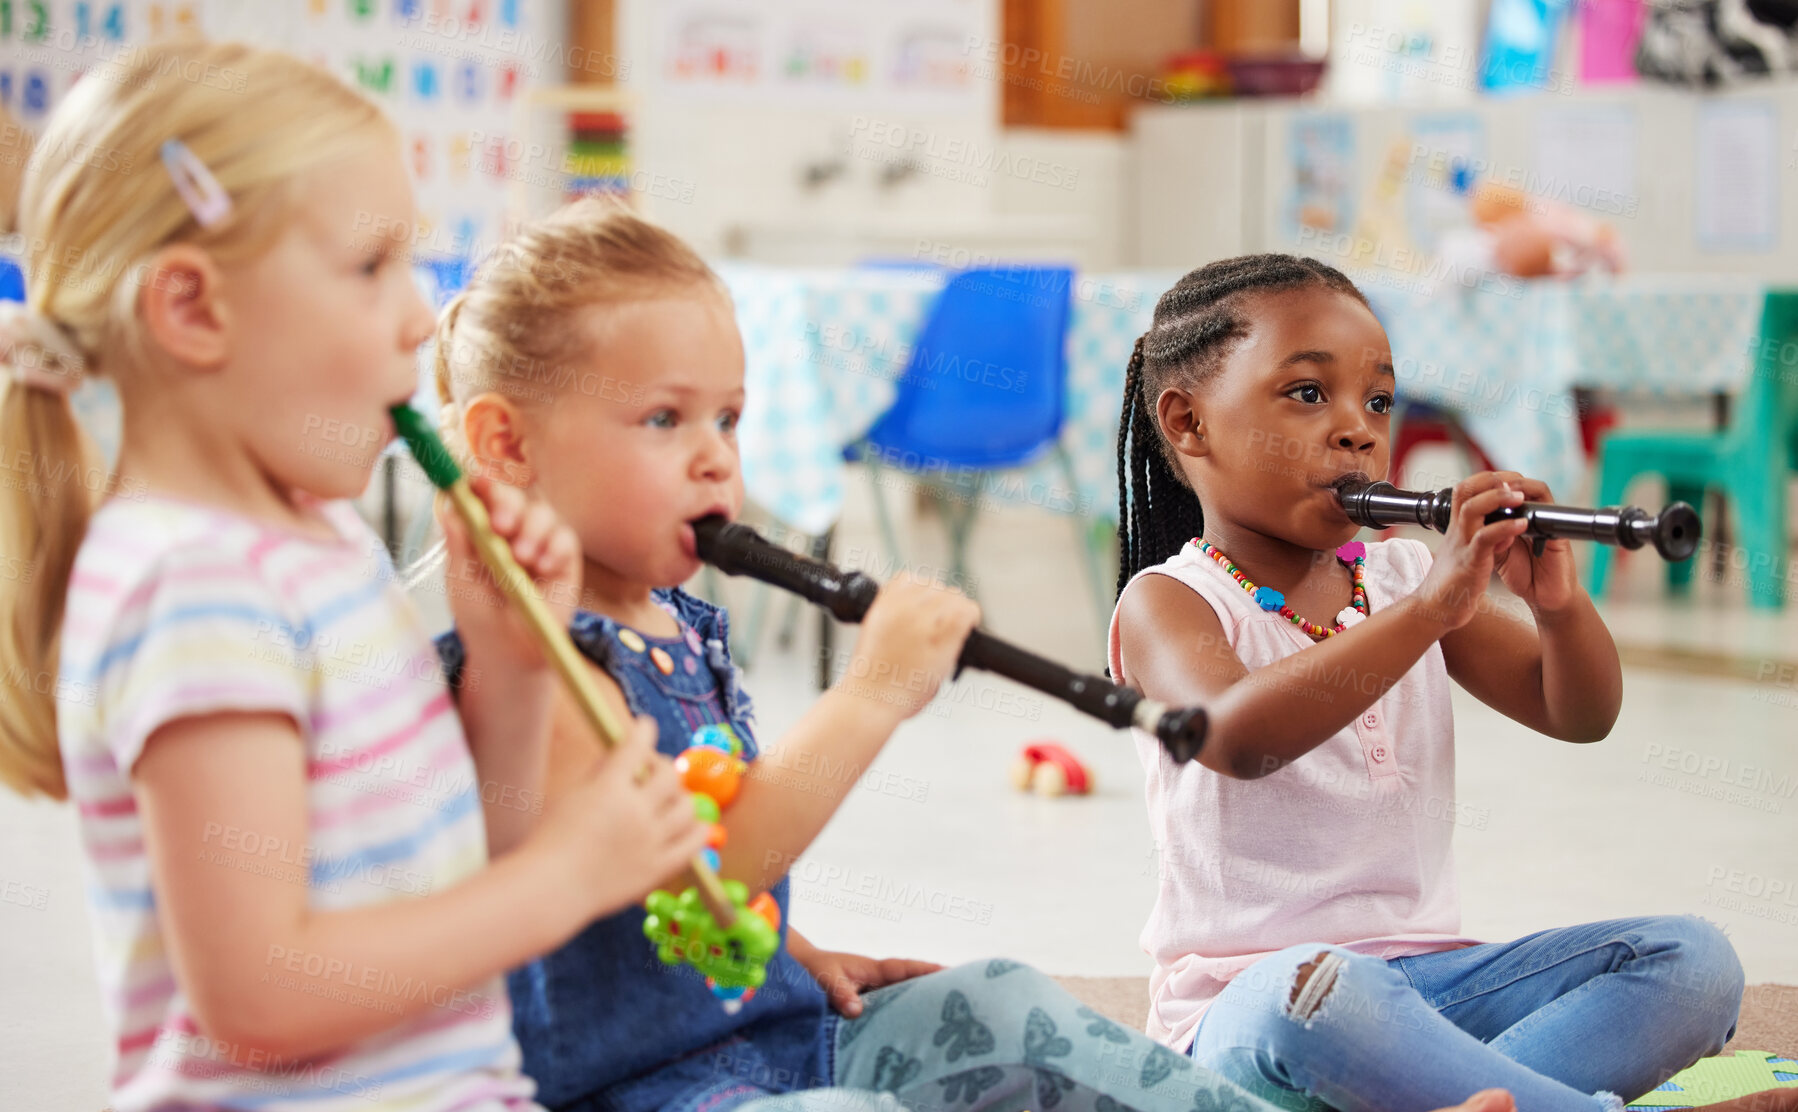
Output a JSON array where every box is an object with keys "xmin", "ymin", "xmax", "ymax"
[{"xmin": 738, "ymin": 961, "xmax": 1277, "ymax": 1112}]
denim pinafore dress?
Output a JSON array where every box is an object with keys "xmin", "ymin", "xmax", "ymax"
[{"xmin": 437, "ymin": 588, "xmax": 835, "ymax": 1112}]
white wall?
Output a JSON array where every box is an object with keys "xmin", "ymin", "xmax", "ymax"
[
  {"xmin": 1326, "ymin": 0, "xmax": 1487, "ymax": 106},
  {"xmin": 1133, "ymin": 77, "xmax": 1798, "ymax": 280},
  {"xmin": 1131, "ymin": 99, "xmax": 1269, "ymax": 266},
  {"xmin": 985, "ymin": 128, "xmax": 1132, "ymax": 269},
  {"xmin": 613, "ymin": 0, "xmax": 1134, "ymax": 269},
  {"xmin": 620, "ymin": 0, "xmax": 999, "ymax": 261}
]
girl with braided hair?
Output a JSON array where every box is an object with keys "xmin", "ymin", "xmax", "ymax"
[{"xmin": 1109, "ymin": 255, "xmax": 1769, "ymax": 1112}]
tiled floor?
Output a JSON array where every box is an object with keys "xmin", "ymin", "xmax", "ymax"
[{"xmin": 5, "ymin": 471, "xmax": 1795, "ymax": 1107}]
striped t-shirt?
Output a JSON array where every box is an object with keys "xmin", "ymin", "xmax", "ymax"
[{"xmin": 58, "ymin": 493, "xmax": 541, "ymax": 1112}]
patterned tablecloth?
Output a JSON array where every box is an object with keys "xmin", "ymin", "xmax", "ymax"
[
  {"xmin": 60, "ymin": 266, "xmax": 1769, "ymax": 539},
  {"xmin": 722, "ymin": 265, "xmax": 1769, "ymax": 535},
  {"xmin": 1362, "ymin": 273, "xmax": 1768, "ymax": 500}
]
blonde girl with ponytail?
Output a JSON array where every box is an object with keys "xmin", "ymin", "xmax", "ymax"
[{"xmin": 0, "ymin": 40, "xmax": 704, "ymax": 1111}]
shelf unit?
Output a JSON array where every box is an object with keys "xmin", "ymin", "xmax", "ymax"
[{"xmin": 510, "ymin": 84, "xmax": 634, "ymax": 223}]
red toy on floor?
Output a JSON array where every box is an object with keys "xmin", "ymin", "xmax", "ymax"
[{"xmin": 1011, "ymin": 742, "xmax": 1093, "ymax": 797}]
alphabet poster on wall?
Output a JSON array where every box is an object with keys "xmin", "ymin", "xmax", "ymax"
[
  {"xmin": 0, "ymin": 0, "xmax": 550, "ymax": 265},
  {"xmin": 0, "ymin": 0, "xmax": 555, "ymax": 469}
]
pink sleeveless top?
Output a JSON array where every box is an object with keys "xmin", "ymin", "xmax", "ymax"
[{"xmin": 1108, "ymin": 537, "xmax": 1480, "ymax": 1052}]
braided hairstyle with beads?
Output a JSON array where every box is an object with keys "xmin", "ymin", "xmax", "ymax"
[{"xmin": 1115, "ymin": 254, "xmax": 1369, "ymax": 600}]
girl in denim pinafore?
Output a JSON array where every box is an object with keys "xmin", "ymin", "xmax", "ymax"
[
  {"xmin": 439, "ymin": 590, "xmax": 1306, "ymax": 1112},
  {"xmin": 437, "ymin": 589, "xmax": 836, "ymax": 1112},
  {"xmin": 422, "ymin": 202, "xmax": 1492, "ymax": 1112}
]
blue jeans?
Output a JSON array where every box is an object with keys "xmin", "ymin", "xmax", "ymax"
[
  {"xmin": 1188, "ymin": 916, "xmax": 1745, "ymax": 1112},
  {"xmin": 723, "ymin": 960, "xmax": 1285, "ymax": 1112}
]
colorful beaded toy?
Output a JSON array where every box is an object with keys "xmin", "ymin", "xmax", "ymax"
[
  {"xmin": 1195, "ymin": 539, "xmax": 1369, "ymax": 640},
  {"xmin": 642, "ymin": 723, "xmax": 782, "ymax": 1013}
]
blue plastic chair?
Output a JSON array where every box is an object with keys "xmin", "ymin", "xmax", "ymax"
[
  {"xmin": 0, "ymin": 256, "xmax": 24, "ymax": 303},
  {"xmin": 841, "ymin": 265, "xmax": 1107, "ymax": 622}
]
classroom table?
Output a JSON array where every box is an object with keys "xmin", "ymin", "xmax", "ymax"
[
  {"xmin": 723, "ymin": 265, "xmax": 1770, "ymax": 537},
  {"xmin": 1361, "ymin": 272, "xmax": 1768, "ymax": 499}
]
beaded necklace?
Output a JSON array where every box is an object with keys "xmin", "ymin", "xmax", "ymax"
[{"xmin": 1195, "ymin": 538, "xmax": 1369, "ymax": 640}]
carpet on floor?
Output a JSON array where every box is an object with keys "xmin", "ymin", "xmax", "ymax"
[{"xmin": 1051, "ymin": 978, "xmax": 1798, "ymax": 1059}]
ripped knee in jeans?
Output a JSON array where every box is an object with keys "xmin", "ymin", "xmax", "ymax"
[{"xmin": 1285, "ymin": 951, "xmax": 1346, "ymax": 1023}]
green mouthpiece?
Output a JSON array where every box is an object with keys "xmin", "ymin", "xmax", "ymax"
[{"xmin": 389, "ymin": 404, "xmax": 464, "ymax": 490}]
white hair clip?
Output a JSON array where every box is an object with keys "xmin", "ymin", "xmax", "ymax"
[{"xmin": 160, "ymin": 138, "xmax": 232, "ymax": 228}]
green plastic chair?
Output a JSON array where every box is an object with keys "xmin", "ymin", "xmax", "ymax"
[{"xmin": 1586, "ymin": 290, "xmax": 1798, "ymax": 608}]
